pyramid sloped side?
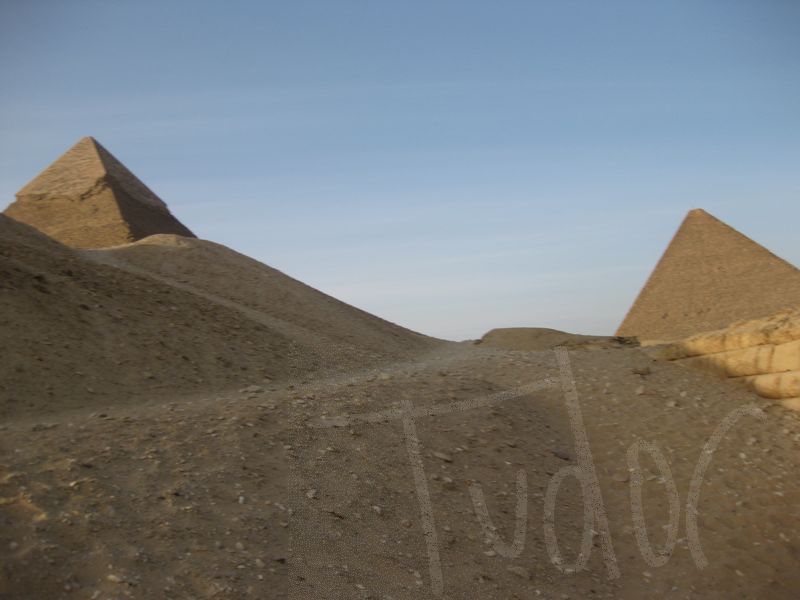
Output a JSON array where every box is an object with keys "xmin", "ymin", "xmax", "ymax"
[
  {"xmin": 4, "ymin": 186, "xmax": 134, "ymax": 249},
  {"xmin": 91, "ymin": 139, "xmax": 169, "ymax": 213},
  {"xmin": 112, "ymin": 183, "xmax": 195, "ymax": 240},
  {"xmin": 16, "ymin": 137, "xmax": 106, "ymax": 200},
  {"xmin": 617, "ymin": 210, "xmax": 800, "ymax": 341}
]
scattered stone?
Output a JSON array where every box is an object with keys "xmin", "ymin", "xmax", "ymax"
[
  {"xmin": 31, "ymin": 423, "xmax": 58, "ymax": 432},
  {"xmin": 552, "ymin": 449, "xmax": 572, "ymax": 461},
  {"xmin": 433, "ymin": 452, "xmax": 453, "ymax": 463},
  {"xmin": 441, "ymin": 476, "xmax": 457, "ymax": 490},
  {"xmin": 506, "ymin": 565, "xmax": 530, "ymax": 579},
  {"xmin": 240, "ymin": 385, "xmax": 264, "ymax": 394}
]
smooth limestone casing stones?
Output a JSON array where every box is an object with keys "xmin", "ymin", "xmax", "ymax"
[{"xmin": 4, "ymin": 137, "xmax": 194, "ymax": 248}]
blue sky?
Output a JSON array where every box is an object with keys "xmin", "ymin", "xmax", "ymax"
[{"xmin": 1, "ymin": 1, "xmax": 798, "ymax": 340}]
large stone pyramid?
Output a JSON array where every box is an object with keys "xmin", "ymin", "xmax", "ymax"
[
  {"xmin": 4, "ymin": 137, "xmax": 195, "ymax": 248},
  {"xmin": 616, "ymin": 208, "xmax": 800, "ymax": 341}
]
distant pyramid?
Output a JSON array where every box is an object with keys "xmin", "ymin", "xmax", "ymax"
[
  {"xmin": 616, "ymin": 208, "xmax": 800, "ymax": 341},
  {"xmin": 3, "ymin": 137, "xmax": 195, "ymax": 248}
]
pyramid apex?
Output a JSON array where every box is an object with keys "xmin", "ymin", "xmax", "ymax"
[
  {"xmin": 15, "ymin": 137, "xmax": 105, "ymax": 198},
  {"xmin": 685, "ymin": 208, "xmax": 716, "ymax": 220},
  {"xmin": 68, "ymin": 135, "xmax": 101, "ymax": 149},
  {"xmin": 72, "ymin": 136, "xmax": 113, "ymax": 157}
]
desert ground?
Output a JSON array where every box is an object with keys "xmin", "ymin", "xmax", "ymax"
[{"xmin": 2, "ymin": 214, "xmax": 800, "ymax": 599}]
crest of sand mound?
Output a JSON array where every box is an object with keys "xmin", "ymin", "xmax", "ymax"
[
  {"xmin": 82, "ymin": 234, "xmax": 437, "ymax": 361},
  {"xmin": 617, "ymin": 209, "xmax": 800, "ymax": 342},
  {"xmin": 476, "ymin": 327, "xmax": 632, "ymax": 351},
  {"xmin": 4, "ymin": 137, "xmax": 195, "ymax": 248},
  {"xmin": 0, "ymin": 217, "xmax": 438, "ymax": 419}
]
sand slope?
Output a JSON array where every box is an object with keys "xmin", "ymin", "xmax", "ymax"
[
  {"xmin": 0, "ymin": 217, "xmax": 438, "ymax": 419},
  {"xmin": 2, "ymin": 216, "xmax": 800, "ymax": 599},
  {"xmin": 82, "ymin": 234, "xmax": 437, "ymax": 367}
]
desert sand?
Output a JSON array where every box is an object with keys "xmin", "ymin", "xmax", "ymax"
[
  {"xmin": 3, "ymin": 213, "xmax": 800, "ymax": 599},
  {"xmin": 2, "ymin": 140, "xmax": 800, "ymax": 599}
]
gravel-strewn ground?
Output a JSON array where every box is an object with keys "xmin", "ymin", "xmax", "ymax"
[
  {"xmin": 2, "ymin": 218, "xmax": 798, "ymax": 599},
  {"xmin": 4, "ymin": 340, "xmax": 798, "ymax": 599}
]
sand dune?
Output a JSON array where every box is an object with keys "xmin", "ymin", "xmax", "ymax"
[
  {"xmin": 83, "ymin": 234, "xmax": 438, "ymax": 367},
  {"xmin": 2, "ymin": 212, "xmax": 800, "ymax": 599},
  {"xmin": 0, "ymin": 217, "xmax": 437, "ymax": 420},
  {"xmin": 476, "ymin": 327, "xmax": 636, "ymax": 351}
]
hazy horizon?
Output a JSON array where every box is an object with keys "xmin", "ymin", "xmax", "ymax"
[{"xmin": 1, "ymin": 1, "xmax": 798, "ymax": 340}]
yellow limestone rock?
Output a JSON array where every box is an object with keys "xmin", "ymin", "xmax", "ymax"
[
  {"xmin": 678, "ymin": 339, "xmax": 800, "ymax": 378},
  {"xmin": 657, "ymin": 308, "xmax": 800, "ymax": 360},
  {"xmin": 735, "ymin": 370, "xmax": 800, "ymax": 400}
]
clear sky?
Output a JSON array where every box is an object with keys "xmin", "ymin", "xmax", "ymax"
[{"xmin": 1, "ymin": 1, "xmax": 798, "ymax": 340}]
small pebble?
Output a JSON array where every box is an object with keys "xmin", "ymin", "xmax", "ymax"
[{"xmin": 506, "ymin": 565, "xmax": 530, "ymax": 579}]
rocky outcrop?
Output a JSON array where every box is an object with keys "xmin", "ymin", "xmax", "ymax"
[{"xmin": 650, "ymin": 308, "xmax": 800, "ymax": 409}]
